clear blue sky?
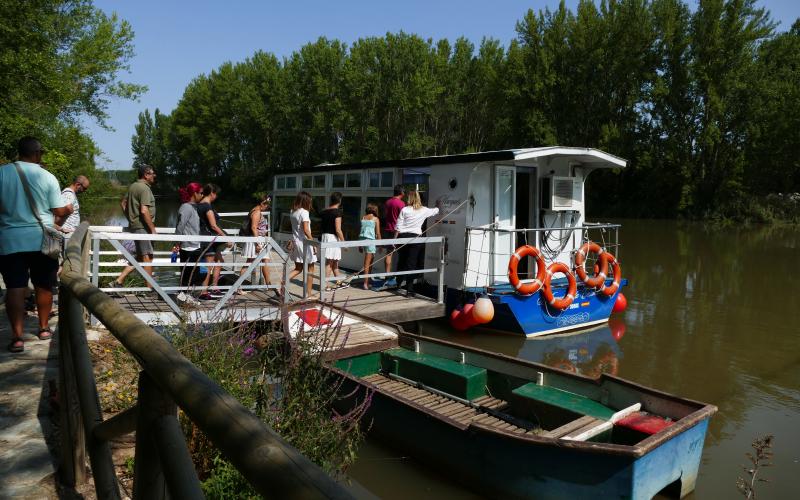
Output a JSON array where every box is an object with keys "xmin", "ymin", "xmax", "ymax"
[{"xmin": 87, "ymin": 0, "xmax": 798, "ymax": 171}]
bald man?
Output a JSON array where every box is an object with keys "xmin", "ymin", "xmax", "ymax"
[{"xmin": 58, "ymin": 175, "xmax": 89, "ymax": 232}]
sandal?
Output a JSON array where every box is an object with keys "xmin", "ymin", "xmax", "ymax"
[
  {"xmin": 8, "ymin": 338, "xmax": 24, "ymax": 353},
  {"xmin": 37, "ymin": 328, "xmax": 53, "ymax": 340}
]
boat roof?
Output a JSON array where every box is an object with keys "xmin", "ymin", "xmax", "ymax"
[{"xmin": 285, "ymin": 147, "xmax": 626, "ymax": 173}]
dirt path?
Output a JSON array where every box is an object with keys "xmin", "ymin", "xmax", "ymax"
[{"xmin": 0, "ymin": 297, "xmax": 61, "ymax": 498}]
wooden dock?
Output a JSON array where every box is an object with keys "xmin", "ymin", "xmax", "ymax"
[{"xmin": 110, "ymin": 268, "xmax": 445, "ymax": 326}]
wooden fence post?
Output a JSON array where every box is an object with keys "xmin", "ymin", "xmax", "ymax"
[
  {"xmin": 133, "ymin": 371, "xmax": 176, "ymax": 500},
  {"xmin": 57, "ymin": 287, "xmax": 87, "ymax": 486}
]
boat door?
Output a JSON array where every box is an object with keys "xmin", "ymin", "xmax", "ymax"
[{"xmin": 492, "ymin": 165, "xmax": 516, "ymax": 283}]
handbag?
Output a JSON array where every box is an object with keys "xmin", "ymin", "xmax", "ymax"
[{"xmin": 13, "ymin": 162, "xmax": 65, "ymax": 260}]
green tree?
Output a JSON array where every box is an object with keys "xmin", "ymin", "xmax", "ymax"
[{"xmin": 0, "ymin": 0, "xmax": 145, "ymax": 159}]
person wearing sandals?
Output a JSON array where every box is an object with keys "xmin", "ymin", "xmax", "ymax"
[
  {"xmin": 174, "ymin": 182, "xmax": 204, "ymax": 305},
  {"xmin": 196, "ymin": 184, "xmax": 231, "ymax": 300},
  {"xmin": 319, "ymin": 192, "xmax": 347, "ymax": 290},
  {"xmin": 239, "ymin": 194, "xmax": 273, "ymax": 296},
  {"xmin": 287, "ymin": 191, "xmax": 316, "ymax": 297},
  {"xmin": 0, "ymin": 137, "xmax": 72, "ymax": 352},
  {"xmin": 358, "ymin": 203, "xmax": 381, "ymax": 290}
]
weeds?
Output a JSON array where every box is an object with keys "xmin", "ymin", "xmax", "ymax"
[
  {"xmin": 736, "ymin": 434, "xmax": 774, "ymax": 499},
  {"xmin": 171, "ymin": 303, "xmax": 372, "ymax": 497}
]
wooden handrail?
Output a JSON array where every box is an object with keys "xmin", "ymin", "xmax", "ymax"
[{"xmin": 59, "ymin": 222, "xmax": 352, "ymax": 499}]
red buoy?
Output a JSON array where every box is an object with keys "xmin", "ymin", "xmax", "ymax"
[
  {"xmin": 450, "ymin": 303, "xmax": 477, "ymax": 331},
  {"xmin": 612, "ymin": 292, "xmax": 627, "ymax": 314}
]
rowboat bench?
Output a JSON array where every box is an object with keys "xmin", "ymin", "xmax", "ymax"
[
  {"xmin": 383, "ymin": 349, "xmax": 487, "ymax": 400},
  {"xmin": 511, "ymin": 382, "xmax": 615, "ymax": 420}
]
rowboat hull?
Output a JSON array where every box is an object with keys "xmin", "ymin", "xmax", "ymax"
[{"xmin": 331, "ymin": 331, "xmax": 715, "ymax": 499}]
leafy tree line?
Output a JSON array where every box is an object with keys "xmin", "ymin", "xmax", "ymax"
[
  {"xmin": 132, "ymin": 0, "xmax": 796, "ymax": 220},
  {"xmin": 0, "ymin": 0, "xmax": 145, "ymax": 204}
]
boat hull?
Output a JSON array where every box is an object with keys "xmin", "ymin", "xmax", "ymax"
[
  {"xmin": 349, "ymin": 383, "xmax": 708, "ymax": 499},
  {"xmin": 453, "ymin": 279, "xmax": 628, "ymax": 337},
  {"xmin": 332, "ymin": 332, "xmax": 715, "ymax": 499}
]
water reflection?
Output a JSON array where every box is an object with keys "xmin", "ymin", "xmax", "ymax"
[{"xmin": 421, "ymin": 320, "xmax": 624, "ymax": 378}]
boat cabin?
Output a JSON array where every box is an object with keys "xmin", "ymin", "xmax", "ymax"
[{"xmin": 271, "ymin": 147, "xmax": 626, "ymax": 291}]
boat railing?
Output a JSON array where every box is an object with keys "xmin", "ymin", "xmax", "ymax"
[
  {"xmin": 464, "ymin": 223, "xmax": 620, "ymax": 286},
  {"xmin": 88, "ymin": 225, "xmax": 289, "ymax": 317},
  {"xmin": 269, "ymin": 233, "xmax": 446, "ymax": 303}
]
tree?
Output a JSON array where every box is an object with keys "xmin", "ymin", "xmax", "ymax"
[{"xmin": 0, "ymin": 0, "xmax": 145, "ymax": 160}]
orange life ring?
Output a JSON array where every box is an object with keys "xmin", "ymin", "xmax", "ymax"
[
  {"xmin": 507, "ymin": 245, "xmax": 547, "ymax": 295},
  {"xmin": 598, "ymin": 252, "xmax": 622, "ymax": 296},
  {"xmin": 542, "ymin": 262, "xmax": 577, "ymax": 310},
  {"xmin": 574, "ymin": 241, "xmax": 609, "ymax": 288}
]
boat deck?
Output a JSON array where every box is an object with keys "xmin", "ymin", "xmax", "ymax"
[
  {"xmin": 362, "ymin": 373, "xmax": 540, "ymax": 435},
  {"xmin": 110, "ymin": 273, "xmax": 444, "ymax": 326}
]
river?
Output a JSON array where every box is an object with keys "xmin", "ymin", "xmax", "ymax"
[{"xmin": 89, "ymin": 199, "xmax": 800, "ymax": 498}]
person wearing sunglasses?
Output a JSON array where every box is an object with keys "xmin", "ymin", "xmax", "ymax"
[{"xmin": 57, "ymin": 175, "xmax": 90, "ymax": 233}]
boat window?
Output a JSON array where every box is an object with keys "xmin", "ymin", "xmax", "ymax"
[
  {"xmin": 277, "ymin": 175, "xmax": 297, "ymax": 190},
  {"xmin": 340, "ymin": 196, "xmax": 362, "ymax": 240},
  {"xmin": 368, "ymin": 170, "xmax": 394, "ymax": 189},
  {"xmin": 302, "ymin": 174, "xmax": 326, "ymax": 189},
  {"xmin": 332, "ymin": 173, "xmax": 345, "ymax": 188},
  {"xmin": 346, "ymin": 172, "xmax": 361, "ymax": 188}
]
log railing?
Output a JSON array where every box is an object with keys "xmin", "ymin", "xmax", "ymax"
[{"xmin": 58, "ymin": 222, "xmax": 351, "ymax": 499}]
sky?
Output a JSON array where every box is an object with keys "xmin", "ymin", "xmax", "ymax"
[{"xmin": 87, "ymin": 0, "xmax": 798, "ymax": 171}]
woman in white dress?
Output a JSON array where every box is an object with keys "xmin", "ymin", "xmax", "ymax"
[
  {"xmin": 239, "ymin": 194, "xmax": 273, "ymax": 295},
  {"xmin": 287, "ymin": 191, "xmax": 316, "ymax": 296}
]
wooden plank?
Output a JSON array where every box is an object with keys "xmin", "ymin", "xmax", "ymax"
[
  {"xmin": 542, "ymin": 415, "xmax": 597, "ymax": 439},
  {"xmin": 563, "ymin": 420, "xmax": 613, "ymax": 442}
]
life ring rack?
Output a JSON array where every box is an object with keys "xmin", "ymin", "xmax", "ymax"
[{"xmin": 507, "ymin": 245, "xmax": 547, "ymax": 295}]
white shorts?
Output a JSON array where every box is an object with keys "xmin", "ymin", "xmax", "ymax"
[{"xmin": 321, "ymin": 233, "xmax": 341, "ymax": 260}]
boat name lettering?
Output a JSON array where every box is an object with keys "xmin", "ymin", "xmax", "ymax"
[{"xmin": 556, "ymin": 312, "xmax": 590, "ymax": 327}]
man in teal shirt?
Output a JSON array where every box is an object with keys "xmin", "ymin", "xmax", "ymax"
[{"xmin": 0, "ymin": 137, "xmax": 71, "ymax": 353}]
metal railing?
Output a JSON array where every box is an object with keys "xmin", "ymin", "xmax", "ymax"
[
  {"xmin": 245, "ymin": 232, "xmax": 447, "ymax": 303},
  {"xmin": 464, "ymin": 223, "xmax": 621, "ymax": 286},
  {"xmin": 58, "ymin": 222, "xmax": 351, "ymax": 499},
  {"xmin": 88, "ymin": 226, "xmax": 288, "ymax": 316}
]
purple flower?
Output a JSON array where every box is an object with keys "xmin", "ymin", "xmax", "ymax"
[{"xmin": 243, "ymin": 347, "xmax": 255, "ymax": 358}]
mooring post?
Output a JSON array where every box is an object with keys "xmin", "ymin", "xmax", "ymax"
[{"xmin": 133, "ymin": 371, "xmax": 176, "ymax": 499}]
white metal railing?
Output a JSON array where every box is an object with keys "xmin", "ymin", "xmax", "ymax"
[
  {"xmin": 88, "ymin": 223, "xmax": 445, "ymax": 317},
  {"xmin": 88, "ymin": 225, "xmax": 288, "ymax": 317},
  {"xmin": 270, "ymin": 232, "xmax": 447, "ymax": 303},
  {"xmin": 465, "ymin": 223, "xmax": 621, "ymax": 286}
]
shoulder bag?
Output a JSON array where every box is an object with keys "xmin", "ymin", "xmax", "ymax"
[{"xmin": 13, "ymin": 162, "xmax": 65, "ymax": 260}]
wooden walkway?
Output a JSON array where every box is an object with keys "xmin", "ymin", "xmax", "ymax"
[{"xmin": 110, "ymin": 272, "xmax": 445, "ymax": 326}]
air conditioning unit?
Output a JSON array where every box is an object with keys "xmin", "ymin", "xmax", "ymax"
[{"xmin": 550, "ymin": 176, "xmax": 581, "ymax": 211}]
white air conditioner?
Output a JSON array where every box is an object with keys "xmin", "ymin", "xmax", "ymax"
[{"xmin": 550, "ymin": 177, "xmax": 581, "ymax": 211}]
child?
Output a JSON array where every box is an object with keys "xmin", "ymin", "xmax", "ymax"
[{"xmin": 358, "ymin": 203, "xmax": 381, "ymax": 289}]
